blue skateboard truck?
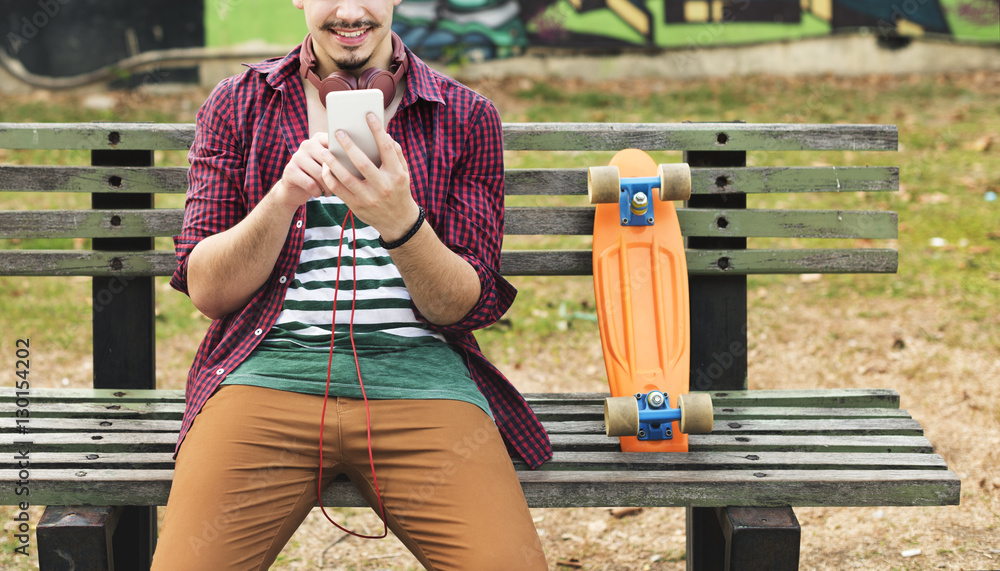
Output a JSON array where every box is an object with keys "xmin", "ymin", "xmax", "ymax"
[
  {"xmin": 604, "ymin": 391, "xmax": 714, "ymax": 440},
  {"xmin": 588, "ymin": 162, "xmax": 693, "ymax": 229}
]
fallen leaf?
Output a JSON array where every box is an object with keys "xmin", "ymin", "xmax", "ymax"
[
  {"xmin": 918, "ymin": 192, "xmax": 950, "ymax": 204},
  {"xmin": 557, "ymin": 558, "xmax": 583, "ymax": 568},
  {"xmin": 611, "ymin": 507, "xmax": 644, "ymax": 518},
  {"xmin": 964, "ymin": 134, "xmax": 994, "ymax": 152},
  {"xmin": 587, "ymin": 519, "xmax": 607, "ymax": 534}
]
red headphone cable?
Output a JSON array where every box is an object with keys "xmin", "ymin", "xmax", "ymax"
[{"xmin": 317, "ymin": 209, "xmax": 388, "ymax": 539}]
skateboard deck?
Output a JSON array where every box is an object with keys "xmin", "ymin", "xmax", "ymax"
[{"xmin": 591, "ymin": 149, "xmax": 696, "ymax": 453}]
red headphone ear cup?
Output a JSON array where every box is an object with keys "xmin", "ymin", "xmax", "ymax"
[
  {"xmin": 318, "ymin": 73, "xmax": 357, "ymax": 107},
  {"xmin": 359, "ymin": 69, "xmax": 397, "ymax": 108}
]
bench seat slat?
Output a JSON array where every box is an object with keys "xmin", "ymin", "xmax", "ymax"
[
  {"xmin": 20, "ymin": 451, "xmax": 947, "ymax": 472},
  {"xmin": 6, "ymin": 432, "xmax": 178, "ymax": 452},
  {"xmin": 23, "ymin": 452, "xmax": 177, "ymax": 466},
  {"xmin": 0, "ymin": 388, "xmax": 187, "ymax": 402},
  {"xmin": 524, "ymin": 389, "xmax": 901, "ymax": 408},
  {"xmin": 0, "ymin": 469, "xmax": 955, "ymax": 508},
  {"xmin": 5, "ymin": 432, "xmax": 935, "ymax": 454},
  {"xmin": 0, "ymin": 248, "xmax": 900, "ymax": 276},
  {"xmin": 10, "ymin": 416, "xmax": 921, "ymax": 436},
  {"xmin": 544, "ymin": 418, "xmax": 924, "ymax": 436},
  {"xmin": 0, "ymin": 402, "xmax": 184, "ymax": 419},
  {"xmin": 0, "ymin": 166, "xmax": 898, "ymax": 196},
  {"xmin": 0, "ymin": 207, "xmax": 898, "ymax": 240},
  {"xmin": 519, "ymin": 470, "xmax": 957, "ymax": 508},
  {"xmin": 0, "ymin": 123, "xmax": 898, "ymax": 152},
  {"xmin": 536, "ymin": 451, "xmax": 949, "ymax": 471},
  {"xmin": 0, "ymin": 388, "xmax": 901, "ymax": 407},
  {"xmin": 530, "ymin": 405, "xmax": 911, "ymax": 421},
  {"xmin": 7, "ymin": 419, "xmax": 182, "ymax": 432},
  {"xmin": 0, "ymin": 403, "xmax": 912, "ymax": 421},
  {"xmin": 0, "ymin": 418, "xmax": 923, "ymax": 436},
  {"xmin": 549, "ymin": 434, "xmax": 937, "ymax": 453}
]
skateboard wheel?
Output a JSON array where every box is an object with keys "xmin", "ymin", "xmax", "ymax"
[
  {"xmin": 589, "ymin": 165, "xmax": 621, "ymax": 204},
  {"xmin": 658, "ymin": 163, "xmax": 692, "ymax": 202},
  {"xmin": 604, "ymin": 396, "xmax": 640, "ymax": 437},
  {"xmin": 678, "ymin": 393, "xmax": 714, "ymax": 434}
]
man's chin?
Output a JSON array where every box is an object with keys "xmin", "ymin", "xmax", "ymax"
[{"xmin": 331, "ymin": 53, "xmax": 372, "ymax": 73}]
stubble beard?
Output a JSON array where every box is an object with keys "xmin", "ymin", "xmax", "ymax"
[{"xmin": 321, "ymin": 21, "xmax": 381, "ymax": 72}]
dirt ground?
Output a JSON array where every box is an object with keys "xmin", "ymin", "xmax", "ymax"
[{"xmin": 263, "ymin": 284, "xmax": 999, "ymax": 570}]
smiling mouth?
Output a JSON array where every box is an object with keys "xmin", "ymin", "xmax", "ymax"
[{"xmin": 334, "ymin": 29, "xmax": 367, "ymax": 38}]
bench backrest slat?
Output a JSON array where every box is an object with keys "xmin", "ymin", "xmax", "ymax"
[
  {"xmin": 0, "ymin": 123, "xmax": 897, "ymax": 151},
  {"xmin": 0, "ymin": 248, "xmax": 898, "ymax": 277},
  {"xmin": 0, "ymin": 207, "xmax": 897, "ymax": 240},
  {"xmin": 0, "ymin": 165, "xmax": 189, "ymax": 193},
  {"xmin": 0, "ymin": 165, "xmax": 899, "ymax": 195}
]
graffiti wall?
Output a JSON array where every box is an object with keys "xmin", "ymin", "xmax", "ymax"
[
  {"xmin": 1, "ymin": 0, "xmax": 203, "ymax": 78},
  {"xmin": 2, "ymin": 0, "xmax": 997, "ymax": 78},
  {"xmin": 392, "ymin": 0, "xmax": 998, "ymax": 60}
]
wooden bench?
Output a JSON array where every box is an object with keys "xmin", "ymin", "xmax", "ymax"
[{"xmin": 0, "ymin": 122, "xmax": 959, "ymax": 570}]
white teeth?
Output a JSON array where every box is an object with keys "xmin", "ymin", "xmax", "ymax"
[{"xmin": 337, "ymin": 30, "xmax": 365, "ymax": 38}]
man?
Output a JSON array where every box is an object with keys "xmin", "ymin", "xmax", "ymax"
[{"xmin": 151, "ymin": 0, "xmax": 551, "ymax": 568}]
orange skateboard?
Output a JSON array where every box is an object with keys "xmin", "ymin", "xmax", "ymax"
[{"xmin": 590, "ymin": 149, "xmax": 713, "ymax": 453}]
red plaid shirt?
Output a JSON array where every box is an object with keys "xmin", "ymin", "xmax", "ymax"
[{"xmin": 170, "ymin": 43, "xmax": 552, "ymax": 469}]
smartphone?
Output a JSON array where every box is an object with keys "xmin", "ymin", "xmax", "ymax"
[{"xmin": 326, "ymin": 89, "xmax": 384, "ymax": 179}]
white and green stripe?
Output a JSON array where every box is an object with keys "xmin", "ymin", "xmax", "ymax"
[{"xmin": 267, "ymin": 196, "xmax": 446, "ymax": 348}]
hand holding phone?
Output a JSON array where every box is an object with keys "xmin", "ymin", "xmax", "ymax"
[{"xmin": 326, "ymin": 89, "xmax": 384, "ymax": 179}]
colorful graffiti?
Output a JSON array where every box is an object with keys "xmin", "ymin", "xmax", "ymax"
[
  {"xmin": 392, "ymin": 0, "xmax": 998, "ymax": 60},
  {"xmin": 2, "ymin": 0, "xmax": 996, "ymax": 79}
]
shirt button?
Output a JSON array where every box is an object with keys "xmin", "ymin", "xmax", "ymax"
[
  {"xmin": 296, "ymin": 220, "xmax": 303, "ymax": 228},
  {"xmin": 279, "ymin": 276, "xmax": 287, "ymax": 284},
  {"xmin": 215, "ymin": 368, "xmax": 225, "ymax": 375},
  {"xmin": 254, "ymin": 328, "xmax": 263, "ymax": 336}
]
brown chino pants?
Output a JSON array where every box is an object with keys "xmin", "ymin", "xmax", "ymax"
[{"xmin": 151, "ymin": 385, "xmax": 547, "ymax": 570}]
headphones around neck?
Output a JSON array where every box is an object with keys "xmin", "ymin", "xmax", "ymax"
[{"xmin": 299, "ymin": 31, "xmax": 408, "ymax": 109}]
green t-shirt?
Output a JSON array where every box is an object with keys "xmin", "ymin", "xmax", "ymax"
[{"xmin": 222, "ymin": 196, "xmax": 490, "ymax": 418}]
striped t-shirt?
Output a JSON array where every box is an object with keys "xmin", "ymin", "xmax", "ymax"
[
  {"xmin": 269, "ymin": 195, "xmax": 444, "ymax": 348},
  {"xmin": 223, "ymin": 196, "xmax": 490, "ymax": 416}
]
